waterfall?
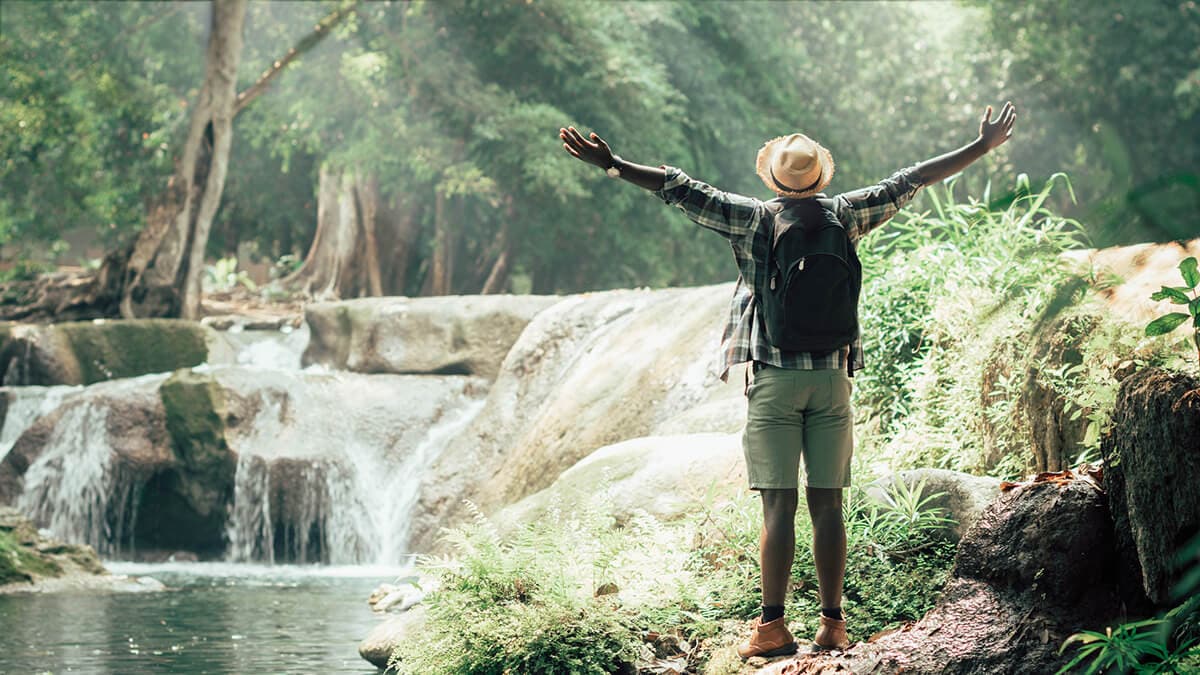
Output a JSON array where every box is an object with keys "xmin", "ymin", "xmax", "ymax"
[
  {"xmin": 1, "ymin": 385, "xmax": 81, "ymax": 461},
  {"xmin": 223, "ymin": 388, "xmax": 486, "ymax": 565},
  {"xmin": 15, "ymin": 400, "xmax": 141, "ymax": 556}
]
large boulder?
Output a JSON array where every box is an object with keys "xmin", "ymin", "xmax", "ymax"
[
  {"xmin": 302, "ymin": 294, "xmax": 560, "ymax": 379},
  {"xmin": 1101, "ymin": 367, "xmax": 1200, "ymax": 606},
  {"xmin": 408, "ymin": 284, "xmax": 746, "ymax": 552},
  {"xmin": 768, "ymin": 478, "xmax": 1124, "ymax": 675},
  {"xmin": 864, "ymin": 469, "xmax": 1001, "ymax": 542},
  {"xmin": 0, "ymin": 319, "xmax": 215, "ymax": 386},
  {"xmin": 496, "ymin": 433, "xmax": 746, "ymax": 530}
]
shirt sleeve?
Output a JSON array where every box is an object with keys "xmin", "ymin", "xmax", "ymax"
[
  {"xmin": 830, "ymin": 166, "xmax": 925, "ymax": 240},
  {"xmin": 655, "ymin": 167, "xmax": 764, "ymax": 244}
]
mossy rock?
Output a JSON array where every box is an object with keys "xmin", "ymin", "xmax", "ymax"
[
  {"xmin": 0, "ymin": 319, "xmax": 213, "ymax": 385},
  {"xmin": 59, "ymin": 319, "xmax": 210, "ymax": 384},
  {"xmin": 0, "ymin": 527, "xmax": 63, "ymax": 586},
  {"xmin": 140, "ymin": 370, "xmax": 236, "ymax": 555}
]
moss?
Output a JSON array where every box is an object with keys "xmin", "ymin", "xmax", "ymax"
[
  {"xmin": 146, "ymin": 370, "xmax": 235, "ymax": 553},
  {"xmin": 57, "ymin": 319, "xmax": 209, "ymax": 384},
  {"xmin": 0, "ymin": 529, "xmax": 63, "ymax": 586}
]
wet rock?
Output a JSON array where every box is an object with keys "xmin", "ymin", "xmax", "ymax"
[
  {"xmin": 0, "ymin": 319, "xmax": 214, "ymax": 386},
  {"xmin": 1101, "ymin": 367, "xmax": 1200, "ymax": 606},
  {"xmin": 302, "ymin": 294, "xmax": 559, "ymax": 379},
  {"xmin": 410, "ymin": 284, "xmax": 744, "ymax": 552},
  {"xmin": 864, "ymin": 469, "xmax": 1001, "ymax": 542},
  {"xmin": 359, "ymin": 606, "xmax": 428, "ymax": 669}
]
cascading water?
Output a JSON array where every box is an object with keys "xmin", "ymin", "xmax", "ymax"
[
  {"xmin": 2, "ymin": 324, "xmax": 488, "ymax": 566},
  {"xmin": 0, "ymin": 384, "xmax": 80, "ymax": 460},
  {"xmin": 219, "ymin": 370, "xmax": 487, "ymax": 566},
  {"xmin": 9, "ymin": 375, "xmax": 169, "ymax": 556}
]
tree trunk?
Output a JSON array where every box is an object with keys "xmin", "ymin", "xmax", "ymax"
[
  {"xmin": 480, "ymin": 221, "xmax": 511, "ymax": 295},
  {"xmin": 379, "ymin": 196, "xmax": 421, "ymax": 296},
  {"xmin": 425, "ymin": 189, "xmax": 456, "ymax": 296},
  {"xmin": 281, "ymin": 165, "xmax": 394, "ymax": 300},
  {"xmin": 119, "ymin": 0, "xmax": 247, "ymax": 319},
  {"xmin": 355, "ymin": 173, "xmax": 384, "ymax": 297}
]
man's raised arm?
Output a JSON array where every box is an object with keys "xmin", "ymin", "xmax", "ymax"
[
  {"xmin": 559, "ymin": 126, "xmax": 665, "ymax": 192},
  {"xmin": 914, "ymin": 102, "xmax": 1016, "ymax": 185}
]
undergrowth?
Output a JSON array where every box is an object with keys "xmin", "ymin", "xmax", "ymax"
[
  {"xmin": 855, "ymin": 175, "xmax": 1185, "ymax": 477},
  {"xmin": 389, "ymin": 478, "xmax": 956, "ymax": 674}
]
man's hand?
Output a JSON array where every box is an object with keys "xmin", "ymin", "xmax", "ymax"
[
  {"xmin": 559, "ymin": 126, "xmax": 615, "ymax": 169},
  {"xmin": 914, "ymin": 101, "xmax": 1018, "ymax": 185},
  {"xmin": 979, "ymin": 102, "xmax": 1016, "ymax": 151}
]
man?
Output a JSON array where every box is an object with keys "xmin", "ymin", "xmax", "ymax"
[{"xmin": 558, "ymin": 101, "xmax": 1016, "ymax": 657}]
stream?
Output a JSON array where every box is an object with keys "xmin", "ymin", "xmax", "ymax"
[{"xmin": 0, "ymin": 562, "xmax": 403, "ymax": 674}]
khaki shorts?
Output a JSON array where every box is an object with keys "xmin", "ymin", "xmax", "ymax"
[{"xmin": 742, "ymin": 363, "xmax": 854, "ymax": 490}]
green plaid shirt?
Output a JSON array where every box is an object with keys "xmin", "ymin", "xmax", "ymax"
[{"xmin": 655, "ymin": 166, "xmax": 925, "ymax": 382}]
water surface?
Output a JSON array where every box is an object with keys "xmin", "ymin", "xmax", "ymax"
[{"xmin": 0, "ymin": 563, "xmax": 405, "ymax": 674}]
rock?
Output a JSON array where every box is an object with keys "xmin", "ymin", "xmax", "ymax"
[
  {"xmin": 359, "ymin": 606, "xmax": 428, "ymax": 669},
  {"xmin": 769, "ymin": 479, "xmax": 1123, "ymax": 675},
  {"xmin": 1101, "ymin": 367, "xmax": 1200, "ymax": 606},
  {"xmin": 409, "ymin": 285, "xmax": 745, "ymax": 551},
  {"xmin": 1017, "ymin": 312, "xmax": 1100, "ymax": 472},
  {"xmin": 0, "ymin": 506, "xmax": 108, "ymax": 590},
  {"xmin": 302, "ymin": 294, "xmax": 560, "ymax": 379},
  {"xmin": 0, "ymin": 319, "xmax": 215, "ymax": 386},
  {"xmin": 497, "ymin": 433, "xmax": 745, "ymax": 531},
  {"xmin": 864, "ymin": 469, "xmax": 1001, "ymax": 542}
]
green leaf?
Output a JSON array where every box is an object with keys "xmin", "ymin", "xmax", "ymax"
[
  {"xmin": 1180, "ymin": 257, "xmax": 1199, "ymax": 289},
  {"xmin": 1146, "ymin": 313, "xmax": 1189, "ymax": 336},
  {"xmin": 1191, "ymin": 297, "xmax": 1200, "ymax": 317},
  {"xmin": 1151, "ymin": 286, "xmax": 1192, "ymax": 304}
]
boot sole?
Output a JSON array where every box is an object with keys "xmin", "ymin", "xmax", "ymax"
[{"xmin": 810, "ymin": 642, "xmax": 850, "ymax": 652}]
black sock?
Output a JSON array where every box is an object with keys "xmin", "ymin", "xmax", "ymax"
[
  {"xmin": 761, "ymin": 605, "xmax": 785, "ymax": 622},
  {"xmin": 821, "ymin": 607, "xmax": 843, "ymax": 621}
]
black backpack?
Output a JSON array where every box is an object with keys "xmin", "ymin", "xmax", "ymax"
[{"xmin": 758, "ymin": 198, "xmax": 861, "ymax": 353}]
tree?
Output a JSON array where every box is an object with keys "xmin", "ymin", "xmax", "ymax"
[{"xmin": 118, "ymin": 0, "xmax": 248, "ymax": 319}]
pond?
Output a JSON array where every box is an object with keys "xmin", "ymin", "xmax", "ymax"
[{"xmin": 0, "ymin": 563, "xmax": 406, "ymax": 674}]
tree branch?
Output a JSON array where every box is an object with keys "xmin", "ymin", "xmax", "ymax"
[{"xmin": 233, "ymin": 1, "xmax": 359, "ymax": 116}]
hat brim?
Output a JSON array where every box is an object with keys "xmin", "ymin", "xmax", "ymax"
[{"xmin": 755, "ymin": 135, "xmax": 835, "ymax": 198}]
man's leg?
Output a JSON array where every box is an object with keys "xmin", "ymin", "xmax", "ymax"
[
  {"xmin": 805, "ymin": 486, "xmax": 845, "ymax": 616},
  {"xmin": 759, "ymin": 488, "xmax": 799, "ymax": 611}
]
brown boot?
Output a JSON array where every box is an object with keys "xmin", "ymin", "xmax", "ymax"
[
  {"xmin": 737, "ymin": 616, "xmax": 799, "ymax": 659},
  {"xmin": 812, "ymin": 614, "xmax": 850, "ymax": 651}
]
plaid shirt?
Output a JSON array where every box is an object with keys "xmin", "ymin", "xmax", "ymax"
[{"xmin": 655, "ymin": 166, "xmax": 926, "ymax": 382}]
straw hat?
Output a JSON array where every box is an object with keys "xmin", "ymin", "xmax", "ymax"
[{"xmin": 755, "ymin": 133, "xmax": 834, "ymax": 198}]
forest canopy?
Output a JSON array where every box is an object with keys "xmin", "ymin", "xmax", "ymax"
[{"xmin": 2, "ymin": 0, "xmax": 1197, "ymax": 298}]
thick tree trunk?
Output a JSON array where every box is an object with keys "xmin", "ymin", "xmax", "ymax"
[
  {"xmin": 119, "ymin": 0, "xmax": 247, "ymax": 320},
  {"xmin": 281, "ymin": 165, "xmax": 393, "ymax": 300}
]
